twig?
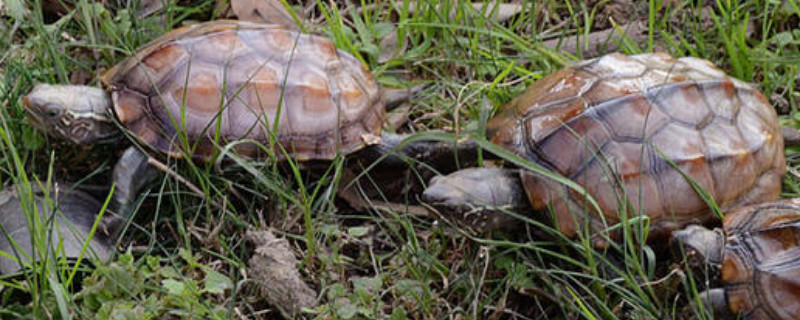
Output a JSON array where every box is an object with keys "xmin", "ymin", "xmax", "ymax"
[
  {"xmin": 373, "ymin": 201, "xmax": 430, "ymax": 217},
  {"xmin": 147, "ymin": 157, "xmax": 204, "ymax": 197},
  {"xmin": 541, "ymin": 20, "xmax": 650, "ymax": 58},
  {"xmin": 146, "ymin": 156, "xmax": 225, "ymax": 211}
]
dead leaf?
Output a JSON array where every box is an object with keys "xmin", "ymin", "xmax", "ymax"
[
  {"xmin": 378, "ymin": 31, "xmax": 405, "ymax": 63},
  {"xmin": 34, "ymin": 0, "xmax": 163, "ymax": 20},
  {"xmin": 247, "ymin": 229, "xmax": 317, "ymax": 318},
  {"xmin": 541, "ymin": 20, "xmax": 650, "ymax": 58},
  {"xmin": 231, "ymin": 0, "xmax": 300, "ymax": 30},
  {"xmin": 386, "ymin": 103, "xmax": 411, "ymax": 130},
  {"xmin": 591, "ymin": 0, "xmax": 636, "ymax": 30},
  {"xmin": 135, "ymin": 0, "xmax": 168, "ymax": 19},
  {"xmin": 771, "ymin": 93, "xmax": 790, "ymax": 114},
  {"xmin": 473, "ymin": 2, "xmax": 523, "ymax": 23},
  {"xmin": 392, "ymin": 1, "xmax": 523, "ymax": 23}
]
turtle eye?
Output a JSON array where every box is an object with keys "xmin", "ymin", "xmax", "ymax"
[{"xmin": 44, "ymin": 104, "xmax": 61, "ymax": 118}]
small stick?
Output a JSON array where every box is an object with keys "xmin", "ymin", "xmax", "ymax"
[
  {"xmin": 373, "ymin": 201, "xmax": 430, "ymax": 217},
  {"xmin": 541, "ymin": 20, "xmax": 649, "ymax": 58}
]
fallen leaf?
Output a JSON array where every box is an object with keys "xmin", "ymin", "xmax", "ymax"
[
  {"xmin": 378, "ymin": 30, "xmax": 409, "ymax": 63},
  {"xmin": 231, "ymin": 0, "xmax": 300, "ymax": 30},
  {"xmin": 473, "ymin": 2, "xmax": 523, "ymax": 23},
  {"xmin": 135, "ymin": 0, "xmax": 167, "ymax": 19},
  {"xmin": 392, "ymin": 1, "xmax": 523, "ymax": 23}
]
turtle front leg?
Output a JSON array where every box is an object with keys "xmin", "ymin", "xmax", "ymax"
[
  {"xmin": 422, "ymin": 167, "xmax": 531, "ymax": 233},
  {"xmin": 343, "ymin": 132, "xmax": 481, "ymax": 213},
  {"xmin": 696, "ymin": 288, "xmax": 732, "ymax": 319},
  {"xmin": 112, "ymin": 147, "xmax": 158, "ymax": 217}
]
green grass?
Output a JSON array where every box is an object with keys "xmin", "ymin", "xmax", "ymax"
[{"xmin": 1, "ymin": 0, "xmax": 799, "ymax": 319}]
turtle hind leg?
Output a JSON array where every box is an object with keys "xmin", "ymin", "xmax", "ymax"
[{"xmin": 112, "ymin": 147, "xmax": 157, "ymax": 218}]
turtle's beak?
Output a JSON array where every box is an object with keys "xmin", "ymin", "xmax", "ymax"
[{"xmin": 21, "ymin": 89, "xmax": 44, "ymax": 109}]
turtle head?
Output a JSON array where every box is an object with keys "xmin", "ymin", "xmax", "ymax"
[
  {"xmin": 23, "ymin": 84, "xmax": 119, "ymax": 145},
  {"xmin": 422, "ymin": 168, "xmax": 530, "ymax": 233},
  {"xmin": 671, "ymin": 225, "xmax": 725, "ymax": 268}
]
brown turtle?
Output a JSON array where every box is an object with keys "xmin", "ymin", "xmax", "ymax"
[
  {"xmin": 672, "ymin": 198, "xmax": 800, "ymax": 320},
  {"xmin": 23, "ymin": 20, "xmax": 463, "ymax": 215},
  {"xmin": 423, "ymin": 52, "xmax": 790, "ymax": 245}
]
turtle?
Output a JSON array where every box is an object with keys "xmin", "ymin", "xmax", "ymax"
[
  {"xmin": 23, "ymin": 20, "xmax": 471, "ymax": 216},
  {"xmin": 422, "ymin": 52, "xmax": 792, "ymax": 246},
  {"xmin": 0, "ymin": 184, "xmax": 122, "ymax": 274},
  {"xmin": 671, "ymin": 198, "xmax": 800, "ymax": 320}
]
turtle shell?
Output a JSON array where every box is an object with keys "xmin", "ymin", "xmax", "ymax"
[
  {"xmin": 0, "ymin": 185, "xmax": 119, "ymax": 274},
  {"xmin": 101, "ymin": 20, "xmax": 383, "ymax": 161},
  {"xmin": 488, "ymin": 53, "xmax": 785, "ymax": 240},
  {"xmin": 715, "ymin": 198, "xmax": 800, "ymax": 320}
]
